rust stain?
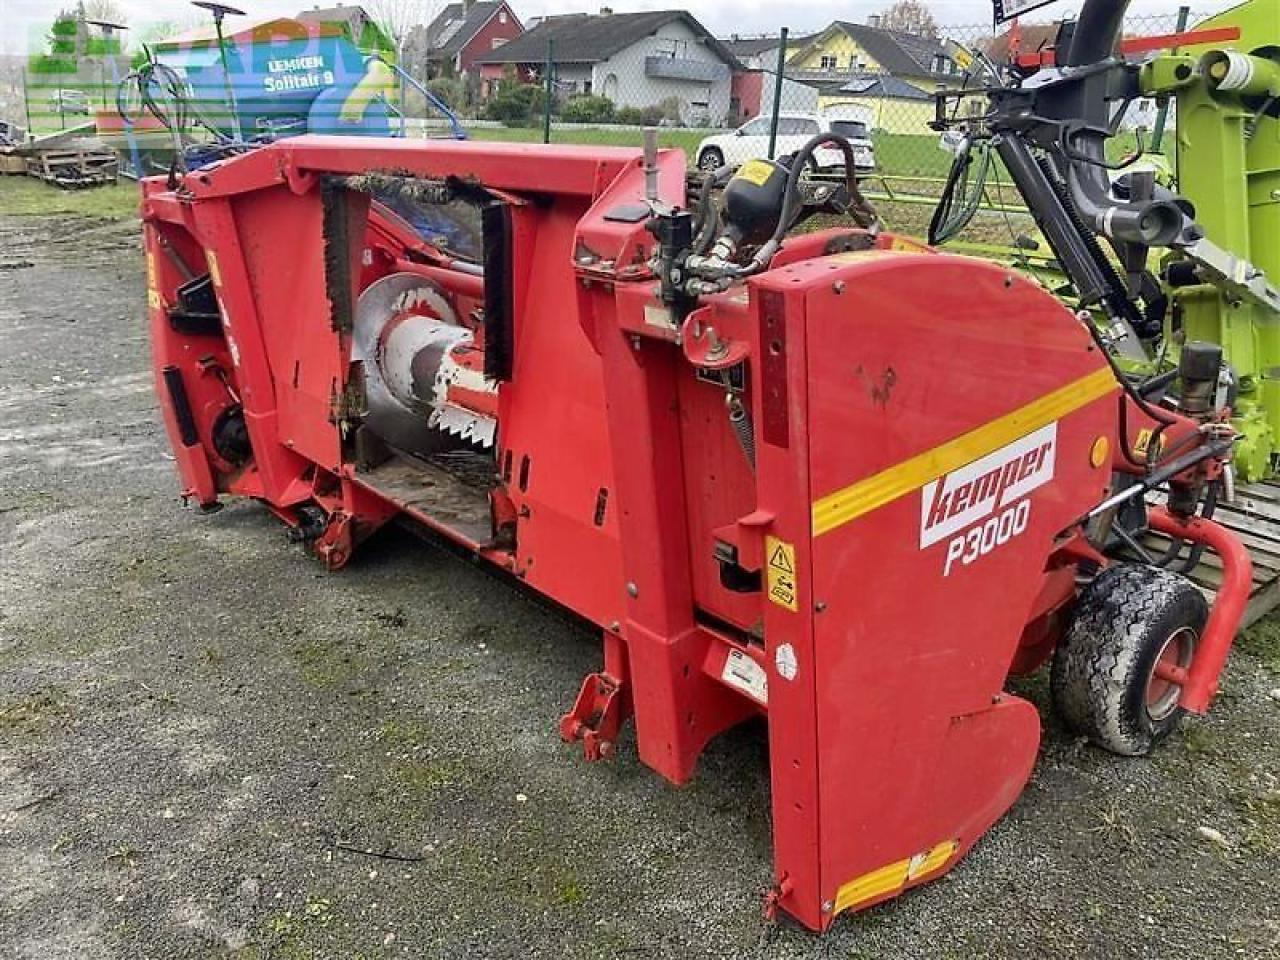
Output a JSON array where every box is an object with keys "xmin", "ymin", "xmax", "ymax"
[{"xmin": 855, "ymin": 365, "xmax": 897, "ymax": 409}]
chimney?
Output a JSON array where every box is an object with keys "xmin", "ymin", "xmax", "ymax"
[{"xmin": 868, "ymin": 14, "xmax": 881, "ymax": 28}]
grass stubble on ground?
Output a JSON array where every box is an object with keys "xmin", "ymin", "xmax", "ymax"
[{"xmin": 0, "ymin": 175, "xmax": 1277, "ymax": 960}]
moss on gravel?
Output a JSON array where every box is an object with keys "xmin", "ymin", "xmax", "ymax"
[
  {"xmin": 0, "ymin": 687, "xmax": 69, "ymax": 736},
  {"xmin": 1240, "ymin": 615, "xmax": 1280, "ymax": 671}
]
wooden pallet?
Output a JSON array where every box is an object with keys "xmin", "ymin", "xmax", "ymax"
[
  {"xmin": 1141, "ymin": 478, "xmax": 1280, "ymax": 627},
  {"xmin": 24, "ymin": 146, "xmax": 118, "ymax": 188}
]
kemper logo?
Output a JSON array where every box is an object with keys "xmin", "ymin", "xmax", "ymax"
[{"xmin": 919, "ymin": 423, "xmax": 1057, "ymax": 548}]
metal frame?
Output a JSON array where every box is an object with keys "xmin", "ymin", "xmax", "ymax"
[{"xmin": 140, "ymin": 133, "xmax": 1252, "ymax": 931}]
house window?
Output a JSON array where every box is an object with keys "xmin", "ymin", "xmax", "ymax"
[
  {"xmin": 582, "ymin": 79, "xmax": 592, "ymax": 95},
  {"xmin": 498, "ymin": 10, "xmax": 508, "ymax": 23},
  {"xmin": 933, "ymin": 55, "xmax": 954, "ymax": 74},
  {"xmin": 819, "ymin": 55, "xmax": 838, "ymax": 71},
  {"xmin": 850, "ymin": 55, "xmax": 865, "ymax": 71},
  {"xmin": 491, "ymin": 37, "xmax": 507, "ymax": 49}
]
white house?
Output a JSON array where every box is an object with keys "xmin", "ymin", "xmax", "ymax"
[{"xmin": 476, "ymin": 9, "xmax": 741, "ymax": 126}]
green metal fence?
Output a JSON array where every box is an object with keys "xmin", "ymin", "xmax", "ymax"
[{"xmin": 5, "ymin": 6, "xmax": 1234, "ymax": 243}]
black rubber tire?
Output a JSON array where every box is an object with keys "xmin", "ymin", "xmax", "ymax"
[
  {"xmin": 1051, "ymin": 563, "xmax": 1207, "ymax": 757},
  {"xmin": 697, "ymin": 147, "xmax": 725, "ymax": 172}
]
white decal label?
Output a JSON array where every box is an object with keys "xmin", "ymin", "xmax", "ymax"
[
  {"xmin": 263, "ymin": 56, "xmax": 335, "ymax": 94},
  {"xmin": 920, "ymin": 423, "xmax": 1057, "ymax": 549},
  {"xmin": 721, "ymin": 648, "xmax": 768, "ymax": 704},
  {"xmin": 774, "ymin": 643, "xmax": 798, "ymax": 681}
]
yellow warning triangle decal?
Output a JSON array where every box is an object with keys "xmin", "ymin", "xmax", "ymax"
[{"xmin": 768, "ymin": 545, "xmax": 794, "ymax": 574}]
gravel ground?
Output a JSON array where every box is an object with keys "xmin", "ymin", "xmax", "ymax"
[{"xmin": 1, "ymin": 208, "xmax": 1278, "ymax": 960}]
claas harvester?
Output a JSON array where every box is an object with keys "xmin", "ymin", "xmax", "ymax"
[{"xmin": 140, "ymin": 0, "xmax": 1261, "ymax": 931}]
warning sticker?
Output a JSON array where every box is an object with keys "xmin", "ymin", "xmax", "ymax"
[
  {"xmin": 1134, "ymin": 428, "xmax": 1163, "ymax": 458},
  {"xmin": 145, "ymin": 253, "xmax": 162, "ymax": 310},
  {"xmin": 765, "ymin": 536, "xmax": 798, "ymax": 612},
  {"xmin": 736, "ymin": 159, "xmax": 776, "ymax": 188},
  {"xmin": 889, "ymin": 235, "xmax": 931, "ymax": 254},
  {"xmin": 206, "ymin": 250, "xmax": 222, "ymax": 289},
  {"xmin": 721, "ymin": 648, "xmax": 768, "ymax": 704}
]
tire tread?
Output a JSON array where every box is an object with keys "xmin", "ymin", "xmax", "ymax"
[{"xmin": 1051, "ymin": 564, "xmax": 1207, "ymax": 756}]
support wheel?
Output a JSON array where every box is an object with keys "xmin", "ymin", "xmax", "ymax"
[
  {"xmin": 697, "ymin": 148, "xmax": 725, "ymax": 172},
  {"xmin": 1051, "ymin": 563, "xmax": 1206, "ymax": 756}
]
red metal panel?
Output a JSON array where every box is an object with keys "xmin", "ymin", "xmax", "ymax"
[
  {"xmin": 676, "ymin": 363, "xmax": 762, "ymax": 632},
  {"xmin": 222, "ymin": 183, "xmax": 352, "ymax": 472},
  {"xmin": 749, "ymin": 274, "xmax": 825, "ymax": 931},
  {"xmin": 188, "ymin": 198, "xmax": 314, "ymax": 506},
  {"xmin": 184, "ymin": 137, "xmax": 645, "ymax": 202},
  {"xmin": 802, "ymin": 254, "xmax": 1117, "ymax": 925},
  {"xmin": 498, "ymin": 201, "xmax": 625, "ymax": 629},
  {"xmin": 758, "ymin": 288, "xmax": 790, "ymax": 450}
]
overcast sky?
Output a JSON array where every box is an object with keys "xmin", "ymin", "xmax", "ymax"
[{"xmin": 0, "ymin": 0, "xmax": 1228, "ymax": 55}]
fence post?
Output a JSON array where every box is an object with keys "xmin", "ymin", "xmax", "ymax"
[
  {"xmin": 543, "ymin": 38, "xmax": 554, "ymax": 145},
  {"xmin": 1150, "ymin": 5, "xmax": 1190, "ymax": 155},
  {"xmin": 398, "ymin": 50, "xmax": 407, "ymax": 137},
  {"xmin": 767, "ymin": 27, "xmax": 789, "ymax": 160},
  {"xmin": 21, "ymin": 67, "xmax": 32, "ymax": 136}
]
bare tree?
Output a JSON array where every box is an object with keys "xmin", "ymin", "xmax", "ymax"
[
  {"xmin": 137, "ymin": 19, "xmax": 195, "ymax": 44},
  {"xmin": 83, "ymin": 0, "xmax": 127, "ymax": 26},
  {"xmin": 366, "ymin": 0, "xmax": 443, "ymax": 60},
  {"xmin": 878, "ymin": 0, "xmax": 939, "ymax": 39}
]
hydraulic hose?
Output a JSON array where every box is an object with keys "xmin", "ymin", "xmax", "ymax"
[
  {"xmin": 929, "ymin": 136, "xmax": 992, "ymax": 246},
  {"xmin": 118, "ymin": 61, "xmax": 219, "ymax": 136},
  {"xmin": 1154, "ymin": 478, "xmax": 1220, "ymax": 572},
  {"xmin": 729, "ymin": 133, "xmax": 879, "ymax": 280},
  {"xmin": 1036, "ymin": 154, "xmax": 1148, "ymax": 333},
  {"xmin": 691, "ymin": 169, "xmax": 727, "ymax": 258},
  {"xmin": 1034, "ymin": 149, "xmax": 1182, "ymax": 462}
]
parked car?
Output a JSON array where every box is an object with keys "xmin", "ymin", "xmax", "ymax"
[
  {"xmin": 48, "ymin": 89, "xmax": 91, "ymax": 116},
  {"xmin": 695, "ymin": 111, "xmax": 876, "ymax": 175}
]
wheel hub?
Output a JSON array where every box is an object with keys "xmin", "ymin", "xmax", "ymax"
[{"xmin": 1146, "ymin": 625, "xmax": 1196, "ymax": 722}]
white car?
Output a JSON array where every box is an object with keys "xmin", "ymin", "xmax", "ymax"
[
  {"xmin": 695, "ymin": 112, "xmax": 877, "ymax": 175},
  {"xmin": 48, "ymin": 89, "xmax": 91, "ymax": 116}
]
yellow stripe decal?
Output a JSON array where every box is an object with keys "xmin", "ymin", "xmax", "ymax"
[
  {"xmin": 911, "ymin": 839, "xmax": 960, "ymax": 878},
  {"xmin": 833, "ymin": 858, "xmax": 912, "ymax": 915},
  {"xmin": 812, "ymin": 367, "xmax": 1117, "ymax": 538},
  {"xmin": 833, "ymin": 840, "xmax": 961, "ymax": 915}
]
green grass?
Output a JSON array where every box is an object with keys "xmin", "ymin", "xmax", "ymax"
[
  {"xmin": 0, "ymin": 176, "xmax": 140, "ymax": 219},
  {"xmin": 1240, "ymin": 612, "xmax": 1280, "ymax": 672},
  {"xmin": 871, "ymin": 133, "xmax": 953, "ymax": 178}
]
